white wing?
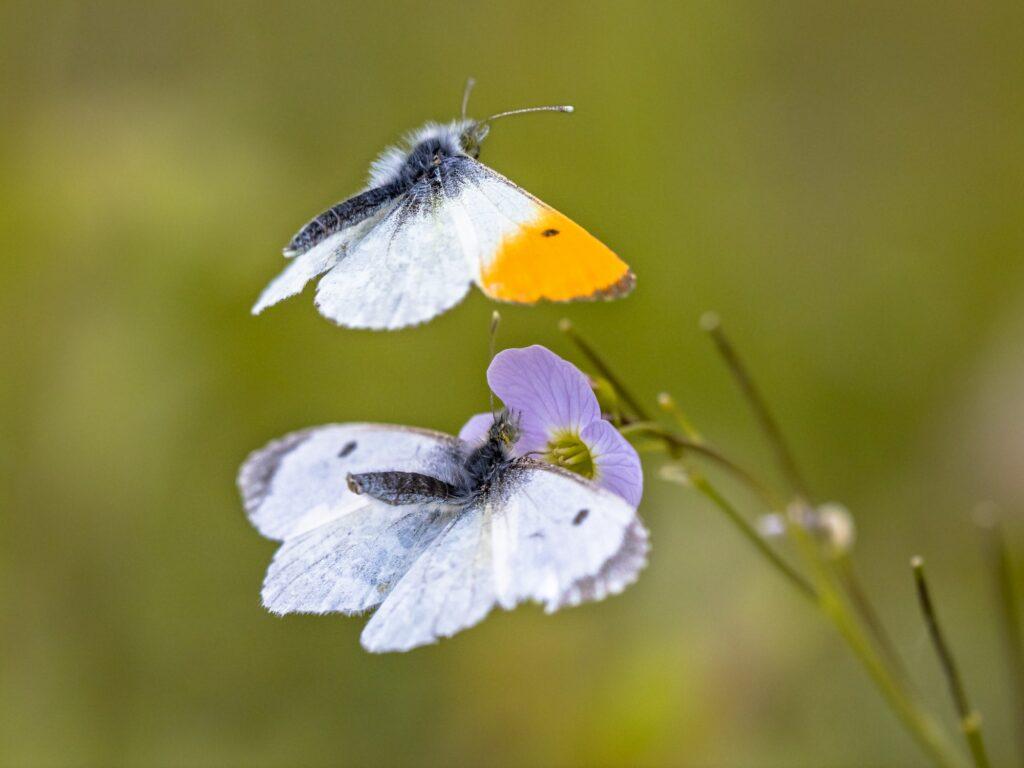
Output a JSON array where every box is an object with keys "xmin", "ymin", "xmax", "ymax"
[
  {"xmin": 360, "ymin": 461, "xmax": 646, "ymax": 653},
  {"xmin": 548, "ymin": 519, "xmax": 649, "ymax": 611},
  {"xmin": 488, "ymin": 462, "xmax": 646, "ymax": 612},
  {"xmin": 360, "ymin": 505, "xmax": 494, "ymax": 652},
  {"xmin": 260, "ymin": 501, "xmax": 455, "ymax": 615},
  {"xmin": 238, "ymin": 423, "xmax": 464, "ymax": 541},
  {"xmin": 252, "ymin": 213, "xmax": 386, "ymax": 315},
  {"xmin": 314, "ymin": 163, "xmax": 479, "ymax": 329}
]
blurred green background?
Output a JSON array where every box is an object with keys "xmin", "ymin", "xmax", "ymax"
[{"xmin": 3, "ymin": 1, "xmax": 1023, "ymax": 765}]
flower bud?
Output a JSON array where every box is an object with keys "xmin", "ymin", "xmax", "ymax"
[{"xmin": 759, "ymin": 502, "xmax": 856, "ymax": 558}]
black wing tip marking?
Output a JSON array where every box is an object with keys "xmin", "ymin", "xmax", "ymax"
[
  {"xmin": 480, "ymin": 270, "xmax": 636, "ymax": 308},
  {"xmin": 594, "ymin": 269, "xmax": 636, "ymax": 300}
]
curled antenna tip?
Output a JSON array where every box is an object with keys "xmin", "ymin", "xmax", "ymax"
[
  {"xmin": 910, "ymin": 555, "xmax": 924, "ymax": 569},
  {"xmin": 699, "ymin": 311, "xmax": 721, "ymax": 332},
  {"xmin": 558, "ymin": 318, "xmax": 573, "ymax": 333}
]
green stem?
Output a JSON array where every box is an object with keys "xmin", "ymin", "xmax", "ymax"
[
  {"xmin": 664, "ymin": 468, "xmax": 816, "ymax": 601},
  {"xmin": 974, "ymin": 508, "xmax": 1024, "ymax": 764},
  {"xmin": 624, "ymin": 421, "xmax": 782, "ymax": 509},
  {"xmin": 836, "ymin": 554, "xmax": 912, "ymax": 686},
  {"xmin": 786, "ymin": 522, "xmax": 967, "ymax": 768},
  {"xmin": 700, "ymin": 314, "xmax": 916, "ymax": 731},
  {"xmin": 700, "ymin": 312, "xmax": 811, "ymax": 500},
  {"xmin": 911, "ymin": 557, "xmax": 991, "ymax": 768},
  {"xmin": 559, "ymin": 319, "xmax": 651, "ymax": 422}
]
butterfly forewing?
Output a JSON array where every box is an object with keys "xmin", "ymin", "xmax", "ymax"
[
  {"xmin": 238, "ymin": 423, "xmax": 464, "ymax": 541},
  {"xmin": 488, "ymin": 460, "xmax": 643, "ymax": 610},
  {"xmin": 459, "ymin": 160, "xmax": 635, "ymax": 304},
  {"xmin": 260, "ymin": 501, "xmax": 455, "ymax": 616}
]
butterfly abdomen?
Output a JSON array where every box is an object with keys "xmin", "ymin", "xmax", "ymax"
[
  {"xmin": 347, "ymin": 471, "xmax": 460, "ymax": 506},
  {"xmin": 283, "ymin": 184, "xmax": 400, "ymax": 256},
  {"xmin": 284, "ymin": 130, "xmax": 471, "ymax": 257}
]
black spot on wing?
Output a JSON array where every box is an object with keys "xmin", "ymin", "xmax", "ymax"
[
  {"xmin": 573, "ymin": 509, "xmax": 590, "ymax": 525},
  {"xmin": 541, "ymin": 228, "xmax": 560, "ymax": 237},
  {"xmin": 338, "ymin": 441, "xmax": 357, "ymax": 458}
]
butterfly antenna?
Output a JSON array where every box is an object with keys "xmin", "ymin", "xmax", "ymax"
[
  {"xmin": 480, "ymin": 104, "xmax": 574, "ymax": 127},
  {"xmin": 461, "ymin": 77, "xmax": 476, "ymax": 121},
  {"xmin": 488, "ymin": 310, "xmax": 501, "ymax": 418}
]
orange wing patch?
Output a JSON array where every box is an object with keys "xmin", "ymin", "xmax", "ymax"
[{"xmin": 479, "ymin": 208, "xmax": 634, "ymax": 303}]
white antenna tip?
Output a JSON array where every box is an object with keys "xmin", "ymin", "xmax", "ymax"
[{"xmin": 563, "ymin": 105, "xmax": 575, "ymax": 113}]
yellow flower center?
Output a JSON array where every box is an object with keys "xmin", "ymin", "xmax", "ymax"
[{"xmin": 545, "ymin": 431, "xmax": 596, "ymax": 480}]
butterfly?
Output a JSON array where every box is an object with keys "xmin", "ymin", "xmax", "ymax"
[
  {"xmin": 252, "ymin": 80, "xmax": 635, "ymax": 330},
  {"xmin": 238, "ymin": 410, "xmax": 648, "ymax": 652}
]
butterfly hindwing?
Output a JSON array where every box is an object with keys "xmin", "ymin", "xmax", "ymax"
[
  {"xmin": 252, "ymin": 206, "xmax": 389, "ymax": 315},
  {"xmin": 359, "ymin": 504, "xmax": 495, "ymax": 652},
  {"xmin": 260, "ymin": 500, "xmax": 454, "ymax": 616},
  {"xmin": 359, "ymin": 459, "xmax": 647, "ymax": 653},
  {"xmin": 313, "ymin": 162, "xmax": 479, "ymax": 330}
]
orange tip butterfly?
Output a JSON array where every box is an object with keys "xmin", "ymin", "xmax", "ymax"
[{"xmin": 253, "ymin": 79, "xmax": 635, "ymax": 330}]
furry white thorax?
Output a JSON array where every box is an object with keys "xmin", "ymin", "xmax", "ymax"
[{"xmin": 367, "ymin": 119, "xmax": 476, "ymax": 189}]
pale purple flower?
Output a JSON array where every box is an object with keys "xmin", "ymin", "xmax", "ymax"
[{"xmin": 460, "ymin": 345, "xmax": 643, "ymax": 507}]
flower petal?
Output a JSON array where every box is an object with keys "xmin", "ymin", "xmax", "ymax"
[
  {"xmin": 487, "ymin": 346, "xmax": 601, "ymax": 440},
  {"xmin": 581, "ymin": 420, "xmax": 644, "ymax": 507},
  {"xmin": 458, "ymin": 413, "xmax": 494, "ymax": 444}
]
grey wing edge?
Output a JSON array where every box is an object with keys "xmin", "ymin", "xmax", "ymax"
[{"xmin": 237, "ymin": 422, "xmax": 464, "ymax": 518}]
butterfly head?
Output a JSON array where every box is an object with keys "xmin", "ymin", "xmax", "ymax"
[
  {"xmin": 456, "ymin": 80, "xmax": 574, "ymax": 160},
  {"xmin": 487, "ymin": 408, "xmax": 521, "ymax": 449},
  {"xmin": 458, "ymin": 105, "xmax": 574, "ymax": 161},
  {"xmin": 458, "ymin": 122, "xmax": 490, "ymax": 159}
]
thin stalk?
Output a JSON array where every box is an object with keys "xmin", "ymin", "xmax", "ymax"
[
  {"xmin": 559, "ymin": 319, "xmax": 651, "ymax": 422},
  {"xmin": 664, "ymin": 469, "xmax": 816, "ymax": 600},
  {"xmin": 657, "ymin": 392, "xmax": 702, "ymax": 440},
  {"xmin": 785, "ymin": 522, "xmax": 966, "ymax": 768},
  {"xmin": 700, "ymin": 312, "xmax": 811, "ymax": 499},
  {"xmin": 974, "ymin": 508, "xmax": 1024, "ymax": 763},
  {"xmin": 621, "ymin": 421, "xmax": 779, "ymax": 507},
  {"xmin": 701, "ymin": 314, "xmax": 908, "ymax": 708},
  {"xmin": 836, "ymin": 554, "xmax": 911, "ymax": 686},
  {"xmin": 911, "ymin": 557, "xmax": 990, "ymax": 768}
]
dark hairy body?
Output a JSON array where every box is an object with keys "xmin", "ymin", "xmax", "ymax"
[
  {"xmin": 284, "ymin": 134, "xmax": 470, "ymax": 256},
  {"xmin": 348, "ymin": 411, "xmax": 519, "ymax": 507}
]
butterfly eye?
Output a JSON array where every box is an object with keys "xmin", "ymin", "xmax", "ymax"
[{"xmin": 460, "ymin": 123, "xmax": 489, "ymax": 157}]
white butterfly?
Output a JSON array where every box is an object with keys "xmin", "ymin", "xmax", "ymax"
[
  {"xmin": 253, "ymin": 83, "xmax": 634, "ymax": 330},
  {"xmin": 238, "ymin": 412, "xmax": 648, "ymax": 653}
]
